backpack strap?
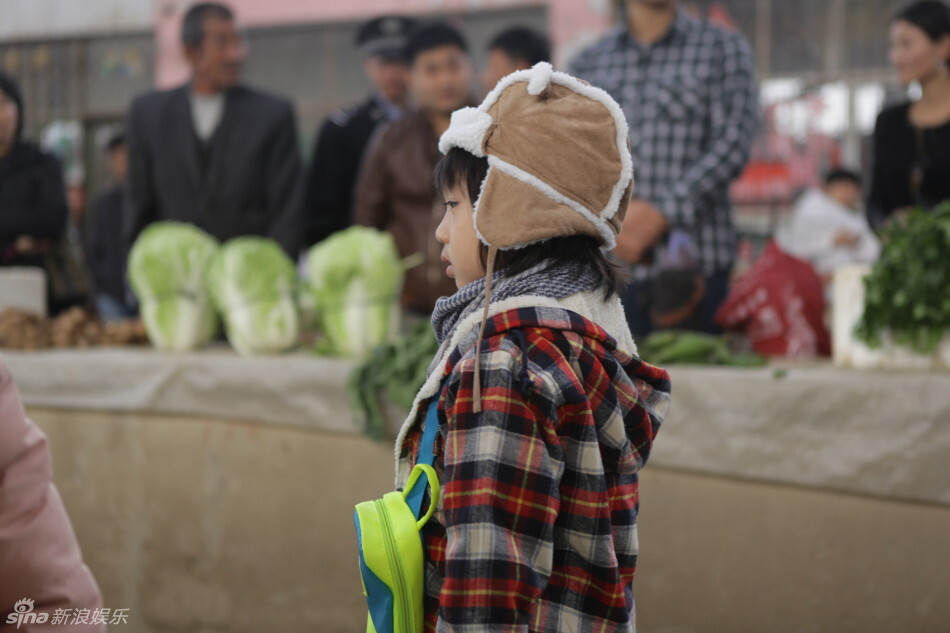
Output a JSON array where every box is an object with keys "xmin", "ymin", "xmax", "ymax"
[{"xmin": 404, "ymin": 394, "xmax": 441, "ymax": 519}]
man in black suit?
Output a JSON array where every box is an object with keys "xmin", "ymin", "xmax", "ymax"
[
  {"xmin": 126, "ymin": 2, "xmax": 303, "ymax": 255},
  {"xmin": 302, "ymin": 15, "xmax": 415, "ymax": 248}
]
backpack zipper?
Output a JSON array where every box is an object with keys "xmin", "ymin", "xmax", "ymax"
[{"xmin": 376, "ymin": 499, "xmax": 414, "ymax": 632}]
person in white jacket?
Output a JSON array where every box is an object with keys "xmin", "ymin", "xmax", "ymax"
[{"xmin": 776, "ymin": 168, "xmax": 881, "ymax": 294}]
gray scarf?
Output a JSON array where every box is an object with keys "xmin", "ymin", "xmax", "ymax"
[{"xmin": 430, "ymin": 259, "xmax": 602, "ymax": 346}]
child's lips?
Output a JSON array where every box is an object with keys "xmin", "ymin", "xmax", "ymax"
[{"xmin": 441, "ymin": 256, "xmax": 454, "ymax": 277}]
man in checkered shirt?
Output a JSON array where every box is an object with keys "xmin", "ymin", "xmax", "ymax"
[{"xmin": 569, "ymin": 0, "xmax": 759, "ymax": 337}]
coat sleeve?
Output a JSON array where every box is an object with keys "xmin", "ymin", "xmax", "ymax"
[
  {"xmin": 0, "ymin": 153, "xmax": 67, "ymax": 241},
  {"xmin": 352, "ymin": 124, "xmax": 392, "ymax": 230},
  {"xmin": 0, "ymin": 360, "xmax": 104, "ymax": 632},
  {"xmin": 435, "ymin": 349, "xmax": 563, "ymax": 633},
  {"xmin": 124, "ymin": 96, "xmax": 157, "ymax": 252},
  {"xmin": 263, "ymin": 102, "xmax": 304, "ymax": 257},
  {"xmin": 304, "ymin": 119, "xmax": 350, "ymax": 246}
]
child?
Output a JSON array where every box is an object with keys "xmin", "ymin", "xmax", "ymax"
[{"xmin": 394, "ymin": 62, "xmax": 672, "ymax": 632}]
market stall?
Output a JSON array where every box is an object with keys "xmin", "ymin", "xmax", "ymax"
[
  {"xmin": 4, "ymin": 347, "xmax": 949, "ymax": 633},
  {"xmin": 3, "ymin": 210, "xmax": 949, "ymax": 632}
]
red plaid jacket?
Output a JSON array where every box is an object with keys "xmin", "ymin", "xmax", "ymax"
[{"xmin": 398, "ymin": 303, "xmax": 671, "ymax": 633}]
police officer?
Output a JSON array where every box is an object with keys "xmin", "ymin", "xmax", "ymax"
[{"xmin": 303, "ymin": 15, "xmax": 415, "ymax": 247}]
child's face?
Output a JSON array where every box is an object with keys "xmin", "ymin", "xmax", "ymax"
[{"xmin": 435, "ymin": 182, "xmax": 485, "ymax": 288}]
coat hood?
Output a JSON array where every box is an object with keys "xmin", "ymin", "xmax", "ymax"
[{"xmin": 394, "ymin": 290, "xmax": 671, "ymax": 486}]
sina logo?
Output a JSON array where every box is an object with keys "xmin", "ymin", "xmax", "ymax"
[{"xmin": 6, "ymin": 599, "xmax": 49, "ymax": 629}]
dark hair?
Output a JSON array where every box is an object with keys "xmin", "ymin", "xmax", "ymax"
[
  {"xmin": 106, "ymin": 132, "xmax": 126, "ymax": 152},
  {"xmin": 406, "ymin": 21, "xmax": 469, "ymax": 64},
  {"xmin": 824, "ymin": 168, "xmax": 861, "ymax": 187},
  {"xmin": 488, "ymin": 26, "xmax": 551, "ymax": 67},
  {"xmin": 433, "ymin": 145, "xmax": 488, "ymax": 215},
  {"xmin": 181, "ymin": 2, "xmax": 235, "ymax": 48},
  {"xmin": 893, "ymin": 0, "xmax": 950, "ymax": 65},
  {"xmin": 433, "ymin": 147, "xmax": 623, "ymax": 299},
  {"xmin": 0, "ymin": 71, "xmax": 23, "ymax": 142}
]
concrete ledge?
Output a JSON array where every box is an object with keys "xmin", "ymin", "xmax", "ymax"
[
  {"xmin": 652, "ymin": 363, "xmax": 950, "ymax": 507},
  {"xmin": 28, "ymin": 407, "xmax": 950, "ymax": 633},
  {"xmin": 3, "ymin": 347, "xmax": 360, "ymax": 434},
  {"xmin": 6, "ymin": 350, "xmax": 949, "ymax": 506}
]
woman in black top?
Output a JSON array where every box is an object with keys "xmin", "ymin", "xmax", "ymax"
[
  {"xmin": 868, "ymin": 0, "xmax": 950, "ymax": 230},
  {"xmin": 0, "ymin": 72, "xmax": 69, "ymax": 269}
]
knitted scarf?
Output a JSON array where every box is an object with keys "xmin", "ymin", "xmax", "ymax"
[{"xmin": 431, "ymin": 259, "xmax": 602, "ymax": 346}]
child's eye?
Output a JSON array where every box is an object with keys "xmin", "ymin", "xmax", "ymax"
[{"xmin": 444, "ymin": 201, "xmax": 458, "ymax": 210}]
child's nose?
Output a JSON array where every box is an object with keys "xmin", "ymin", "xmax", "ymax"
[{"xmin": 435, "ymin": 215, "xmax": 449, "ymax": 245}]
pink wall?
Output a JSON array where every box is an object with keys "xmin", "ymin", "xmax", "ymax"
[{"xmin": 152, "ymin": 0, "xmax": 613, "ymax": 88}]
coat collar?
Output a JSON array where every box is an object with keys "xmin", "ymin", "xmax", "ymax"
[
  {"xmin": 441, "ymin": 303, "xmax": 619, "ymax": 379},
  {"xmin": 170, "ymin": 86, "xmax": 200, "ymax": 186},
  {"xmin": 170, "ymin": 84, "xmax": 242, "ymax": 186},
  {"xmin": 392, "ymin": 290, "xmax": 638, "ymax": 485}
]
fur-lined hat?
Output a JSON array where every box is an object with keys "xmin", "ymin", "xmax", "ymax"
[
  {"xmin": 437, "ymin": 62, "xmax": 634, "ymax": 412},
  {"xmin": 438, "ymin": 61, "xmax": 633, "ymax": 251}
]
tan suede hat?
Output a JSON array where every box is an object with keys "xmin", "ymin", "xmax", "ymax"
[
  {"xmin": 437, "ymin": 63, "xmax": 635, "ymax": 412},
  {"xmin": 438, "ymin": 61, "xmax": 634, "ymax": 252}
]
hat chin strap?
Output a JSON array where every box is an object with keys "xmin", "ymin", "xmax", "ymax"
[{"xmin": 472, "ymin": 245, "xmax": 498, "ymax": 414}]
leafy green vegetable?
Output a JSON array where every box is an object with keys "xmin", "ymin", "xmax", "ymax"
[
  {"xmin": 638, "ymin": 330, "xmax": 766, "ymax": 367},
  {"xmin": 856, "ymin": 204, "xmax": 950, "ymax": 353},
  {"xmin": 206, "ymin": 237, "xmax": 300, "ymax": 356},
  {"xmin": 128, "ymin": 222, "xmax": 219, "ymax": 352},
  {"xmin": 306, "ymin": 226, "xmax": 404, "ymax": 358},
  {"xmin": 348, "ymin": 320, "xmax": 439, "ymax": 439}
]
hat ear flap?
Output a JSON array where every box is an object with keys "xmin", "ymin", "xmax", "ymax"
[{"xmin": 607, "ymin": 174, "xmax": 635, "ymax": 240}]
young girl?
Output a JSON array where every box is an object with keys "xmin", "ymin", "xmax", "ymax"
[{"xmin": 394, "ymin": 62, "xmax": 672, "ymax": 632}]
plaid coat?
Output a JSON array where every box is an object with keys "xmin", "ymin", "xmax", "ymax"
[{"xmin": 394, "ymin": 292, "xmax": 671, "ymax": 633}]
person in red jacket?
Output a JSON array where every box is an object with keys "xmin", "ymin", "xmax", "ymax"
[{"xmin": 0, "ymin": 358, "xmax": 104, "ymax": 632}]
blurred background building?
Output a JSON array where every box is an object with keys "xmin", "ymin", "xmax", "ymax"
[{"xmin": 0, "ymin": 0, "xmax": 915, "ymax": 230}]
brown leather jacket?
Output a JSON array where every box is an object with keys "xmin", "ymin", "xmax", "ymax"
[{"xmin": 352, "ymin": 110, "xmax": 457, "ymax": 314}]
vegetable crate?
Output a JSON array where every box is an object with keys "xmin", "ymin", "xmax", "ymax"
[{"xmin": 833, "ymin": 265, "xmax": 950, "ymax": 371}]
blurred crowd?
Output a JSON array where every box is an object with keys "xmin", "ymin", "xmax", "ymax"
[{"xmin": 1, "ymin": 0, "xmax": 948, "ymax": 357}]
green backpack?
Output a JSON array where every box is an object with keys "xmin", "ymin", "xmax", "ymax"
[{"xmin": 354, "ymin": 395, "xmax": 442, "ymax": 633}]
